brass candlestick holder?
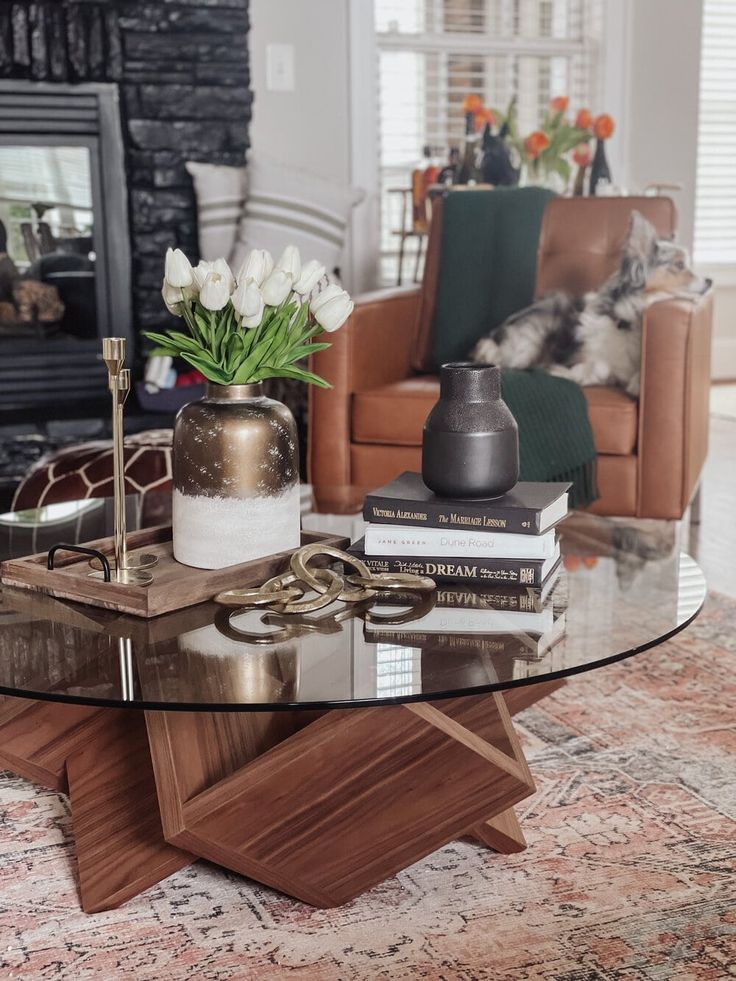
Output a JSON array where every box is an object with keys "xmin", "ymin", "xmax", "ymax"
[{"xmin": 89, "ymin": 337, "xmax": 158, "ymax": 586}]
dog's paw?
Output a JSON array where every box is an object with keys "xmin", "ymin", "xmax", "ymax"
[{"xmin": 472, "ymin": 338, "xmax": 500, "ymax": 364}]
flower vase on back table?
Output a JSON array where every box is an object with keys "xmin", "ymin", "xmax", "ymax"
[
  {"xmin": 147, "ymin": 245, "xmax": 353, "ymax": 569},
  {"xmin": 589, "ymin": 138, "xmax": 612, "ymax": 195}
]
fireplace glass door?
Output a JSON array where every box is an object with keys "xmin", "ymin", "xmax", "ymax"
[
  {"xmin": 0, "ymin": 82, "xmax": 131, "ymax": 412},
  {"xmin": 0, "ymin": 143, "xmax": 99, "ymax": 343}
]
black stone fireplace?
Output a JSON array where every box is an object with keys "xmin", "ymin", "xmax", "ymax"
[{"xmin": 0, "ymin": 0, "xmax": 251, "ymax": 505}]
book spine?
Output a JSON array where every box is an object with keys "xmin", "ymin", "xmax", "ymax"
[
  {"xmin": 371, "ymin": 588, "xmax": 543, "ymax": 612},
  {"xmin": 364, "ymin": 526, "xmax": 553, "ymax": 559},
  {"xmin": 366, "ymin": 609, "xmax": 551, "ymax": 634},
  {"xmin": 363, "ymin": 498, "xmax": 542, "ymax": 535},
  {"xmin": 353, "ymin": 551, "xmax": 546, "ymax": 587}
]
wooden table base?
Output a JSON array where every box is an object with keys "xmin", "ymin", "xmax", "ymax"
[{"xmin": 0, "ymin": 680, "xmax": 564, "ymax": 913}]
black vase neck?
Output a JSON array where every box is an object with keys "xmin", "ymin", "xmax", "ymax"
[{"xmin": 439, "ymin": 362, "xmax": 501, "ymax": 401}]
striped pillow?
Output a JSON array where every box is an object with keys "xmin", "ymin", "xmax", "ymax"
[
  {"xmin": 185, "ymin": 161, "xmax": 247, "ymax": 261},
  {"xmin": 229, "ymin": 154, "xmax": 364, "ymax": 277}
]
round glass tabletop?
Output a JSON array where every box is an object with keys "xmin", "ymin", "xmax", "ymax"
[{"xmin": 0, "ymin": 498, "xmax": 706, "ymax": 712}]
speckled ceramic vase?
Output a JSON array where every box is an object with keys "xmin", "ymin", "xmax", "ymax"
[
  {"xmin": 172, "ymin": 383, "xmax": 300, "ymax": 569},
  {"xmin": 422, "ymin": 362, "xmax": 519, "ymax": 500}
]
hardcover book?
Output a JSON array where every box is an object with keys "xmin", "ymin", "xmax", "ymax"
[
  {"xmin": 349, "ymin": 539, "xmax": 561, "ymax": 588},
  {"xmin": 367, "ymin": 570, "xmax": 564, "ymax": 630},
  {"xmin": 363, "ymin": 524, "xmax": 557, "ymax": 560},
  {"xmin": 363, "ymin": 472, "xmax": 570, "ymax": 535},
  {"xmin": 367, "ymin": 598, "xmax": 556, "ymax": 635}
]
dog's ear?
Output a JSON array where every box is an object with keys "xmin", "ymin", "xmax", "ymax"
[
  {"xmin": 618, "ymin": 211, "xmax": 657, "ymax": 291},
  {"xmin": 624, "ymin": 211, "xmax": 658, "ymax": 261}
]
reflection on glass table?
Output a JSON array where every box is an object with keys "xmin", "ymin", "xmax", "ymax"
[{"xmin": 0, "ymin": 496, "xmax": 706, "ymax": 710}]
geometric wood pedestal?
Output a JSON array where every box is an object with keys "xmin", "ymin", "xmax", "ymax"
[{"xmin": 0, "ymin": 681, "xmax": 563, "ymax": 914}]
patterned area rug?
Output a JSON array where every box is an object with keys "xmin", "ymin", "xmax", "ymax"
[{"xmin": 1, "ymin": 594, "xmax": 734, "ymax": 980}]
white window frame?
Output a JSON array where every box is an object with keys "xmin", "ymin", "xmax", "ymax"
[
  {"xmin": 348, "ymin": 0, "xmax": 607, "ymax": 294},
  {"xmin": 369, "ymin": 0, "xmax": 603, "ymax": 286}
]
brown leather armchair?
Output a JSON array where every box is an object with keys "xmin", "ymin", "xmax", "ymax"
[{"xmin": 309, "ymin": 196, "xmax": 713, "ymax": 518}]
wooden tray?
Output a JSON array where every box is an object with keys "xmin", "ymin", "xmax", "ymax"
[{"xmin": 0, "ymin": 525, "xmax": 349, "ymax": 619}]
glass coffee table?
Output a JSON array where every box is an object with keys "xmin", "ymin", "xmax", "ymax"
[{"xmin": 0, "ymin": 493, "xmax": 706, "ymax": 913}]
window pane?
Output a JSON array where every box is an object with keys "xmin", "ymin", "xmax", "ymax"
[
  {"xmin": 695, "ymin": 0, "xmax": 736, "ymax": 263},
  {"xmin": 375, "ymin": 0, "xmax": 602, "ymax": 284},
  {"xmin": 443, "ymin": 0, "xmax": 486, "ymax": 33}
]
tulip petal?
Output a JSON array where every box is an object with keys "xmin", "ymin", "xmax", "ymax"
[
  {"xmin": 294, "ymin": 259, "xmax": 326, "ymax": 295},
  {"xmin": 199, "ymin": 271, "xmax": 231, "ymax": 311},
  {"xmin": 261, "ymin": 268, "xmax": 293, "ymax": 306},
  {"xmin": 164, "ymin": 248, "xmax": 194, "ymax": 289},
  {"xmin": 276, "ymin": 245, "xmax": 301, "ymax": 282}
]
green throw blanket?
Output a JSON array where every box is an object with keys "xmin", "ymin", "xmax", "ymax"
[
  {"xmin": 431, "ymin": 187, "xmax": 598, "ymax": 508},
  {"xmin": 501, "ymin": 369, "xmax": 598, "ymax": 509}
]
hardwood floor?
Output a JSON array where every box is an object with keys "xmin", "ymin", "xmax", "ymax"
[{"xmin": 688, "ymin": 414, "xmax": 736, "ymax": 599}]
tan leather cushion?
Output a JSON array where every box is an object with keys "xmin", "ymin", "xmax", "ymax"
[
  {"xmin": 583, "ymin": 387, "xmax": 638, "ymax": 456},
  {"xmin": 351, "ymin": 443, "xmax": 423, "ymax": 491},
  {"xmin": 536, "ymin": 196, "xmax": 677, "ymax": 298},
  {"xmin": 353, "ymin": 376, "xmax": 439, "ymax": 446},
  {"xmin": 586, "ymin": 455, "xmax": 637, "ymax": 517},
  {"xmin": 352, "ymin": 376, "xmax": 637, "ymax": 456}
]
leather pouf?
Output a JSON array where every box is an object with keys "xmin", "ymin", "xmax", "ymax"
[{"xmin": 12, "ymin": 429, "xmax": 173, "ymax": 519}]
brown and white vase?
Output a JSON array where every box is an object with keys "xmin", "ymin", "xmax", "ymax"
[{"xmin": 172, "ymin": 382, "xmax": 300, "ymax": 569}]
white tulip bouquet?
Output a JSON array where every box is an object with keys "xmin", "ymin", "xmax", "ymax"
[{"xmin": 144, "ymin": 245, "xmax": 353, "ymax": 388}]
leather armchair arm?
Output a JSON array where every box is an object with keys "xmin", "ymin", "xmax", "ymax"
[
  {"xmin": 308, "ymin": 286, "xmax": 422, "ymax": 506},
  {"xmin": 637, "ymin": 289, "xmax": 713, "ymax": 518}
]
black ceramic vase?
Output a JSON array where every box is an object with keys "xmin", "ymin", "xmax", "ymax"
[{"xmin": 422, "ymin": 362, "xmax": 519, "ymax": 499}]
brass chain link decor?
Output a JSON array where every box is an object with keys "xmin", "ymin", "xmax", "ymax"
[{"xmin": 214, "ymin": 542, "xmax": 437, "ymax": 644}]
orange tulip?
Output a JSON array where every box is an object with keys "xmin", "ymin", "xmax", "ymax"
[
  {"xmin": 473, "ymin": 107, "xmax": 497, "ymax": 130},
  {"xmin": 550, "ymin": 95, "xmax": 569, "ymax": 114},
  {"xmin": 524, "ymin": 130, "xmax": 550, "ymax": 160},
  {"xmin": 462, "ymin": 94, "xmax": 483, "ymax": 114},
  {"xmin": 572, "ymin": 143, "xmax": 593, "ymax": 167},
  {"xmin": 593, "ymin": 113, "xmax": 615, "ymax": 140},
  {"xmin": 583, "ymin": 556, "xmax": 599, "ymax": 569},
  {"xmin": 563, "ymin": 555, "xmax": 582, "ymax": 571},
  {"xmin": 575, "ymin": 108, "xmax": 593, "ymax": 130}
]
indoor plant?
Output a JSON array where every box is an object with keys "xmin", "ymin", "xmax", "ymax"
[
  {"xmin": 517, "ymin": 97, "xmax": 591, "ymax": 190},
  {"xmin": 144, "ymin": 246, "xmax": 352, "ymax": 569},
  {"xmin": 461, "ymin": 95, "xmax": 615, "ymax": 194}
]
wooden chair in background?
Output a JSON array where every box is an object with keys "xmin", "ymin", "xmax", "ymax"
[{"xmin": 388, "ymin": 168, "xmax": 432, "ymax": 286}]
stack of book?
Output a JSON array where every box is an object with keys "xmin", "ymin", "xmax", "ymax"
[
  {"xmin": 350, "ymin": 472, "xmax": 570, "ymax": 591},
  {"xmin": 349, "ymin": 471, "xmax": 571, "ymax": 668}
]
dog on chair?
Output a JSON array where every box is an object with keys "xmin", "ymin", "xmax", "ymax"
[{"xmin": 471, "ymin": 211, "xmax": 709, "ymax": 397}]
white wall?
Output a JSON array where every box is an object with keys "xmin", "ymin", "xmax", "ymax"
[
  {"xmin": 710, "ymin": 281, "xmax": 736, "ymax": 379},
  {"xmin": 249, "ymin": 0, "xmax": 350, "ymax": 183},
  {"xmin": 605, "ymin": 0, "xmax": 703, "ymax": 251},
  {"xmin": 606, "ymin": 0, "xmax": 736, "ymax": 378},
  {"xmin": 248, "ymin": 0, "xmax": 378, "ymax": 293}
]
